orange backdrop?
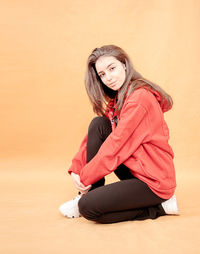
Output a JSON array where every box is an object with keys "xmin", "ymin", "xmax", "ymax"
[
  {"xmin": 1, "ymin": 0, "xmax": 200, "ymax": 163},
  {"xmin": 1, "ymin": 1, "xmax": 200, "ymax": 253}
]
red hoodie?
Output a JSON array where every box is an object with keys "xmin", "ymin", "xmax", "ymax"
[{"xmin": 68, "ymin": 87, "xmax": 176, "ymax": 199}]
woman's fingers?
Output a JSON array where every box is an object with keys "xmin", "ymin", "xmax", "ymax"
[
  {"xmin": 78, "ymin": 185, "xmax": 92, "ymax": 194},
  {"xmin": 75, "ymin": 178, "xmax": 91, "ymax": 190},
  {"xmin": 78, "ymin": 185, "xmax": 92, "ymax": 193},
  {"xmin": 78, "ymin": 184, "xmax": 91, "ymax": 191},
  {"xmin": 71, "ymin": 172, "xmax": 92, "ymax": 193},
  {"xmin": 74, "ymin": 180, "xmax": 91, "ymax": 191}
]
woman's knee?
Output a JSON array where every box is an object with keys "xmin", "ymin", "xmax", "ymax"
[
  {"xmin": 89, "ymin": 116, "xmax": 111, "ymax": 130},
  {"xmin": 88, "ymin": 116, "xmax": 112, "ymax": 138}
]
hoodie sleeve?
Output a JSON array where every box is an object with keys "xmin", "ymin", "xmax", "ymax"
[
  {"xmin": 68, "ymin": 134, "xmax": 88, "ymax": 175},
  {"xmin": 79, "ymin": 101, "xmax": 148, "ymax": 186},
  {"xmin": 67, "ymin": 103, "xmax": 113, "ymax": 176}
]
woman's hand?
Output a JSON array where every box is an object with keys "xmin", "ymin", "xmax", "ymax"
[{"xmin": 71, "ymin": 172, "xmax": 92, "ymax": 194}]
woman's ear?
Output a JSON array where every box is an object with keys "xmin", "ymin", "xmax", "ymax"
[{"xmin": 123, "ymin": 63, "xmax": 126, "ymax": 70}]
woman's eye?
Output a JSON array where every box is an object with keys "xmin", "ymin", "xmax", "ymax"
[
  {"xmin": 100, "ymin": 73, "xmax": 104, "ymax": 78},
  {"xmin": 110, "ymin": 66, "xmax": 115, "ymax": 71}
]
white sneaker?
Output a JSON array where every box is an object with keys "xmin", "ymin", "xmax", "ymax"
[
  {"xmin": 161, "ymin": 195, "xmax": 180, "ymax": 215},
  {"xmin": 59, "ymin": 194, "xmax": 82, "ymax": 218}
]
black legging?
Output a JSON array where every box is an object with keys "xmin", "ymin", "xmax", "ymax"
[{"xmin": 78, "ymin": 116, "xmax": 166, "ymax": 224}]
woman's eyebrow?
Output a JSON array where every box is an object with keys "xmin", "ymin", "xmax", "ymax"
[{"xmin": 98, "ymin": 63, "xmax": 115, "ymax": 74}]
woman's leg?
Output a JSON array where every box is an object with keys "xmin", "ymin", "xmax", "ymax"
[
  {"xmin": 86, "ymin": 116, "xmax": 112, "ymax": 191},
  {"xmin": 79, "ymin": 116, "xmax": 166, "ymax": 223},
  {"xmin": 78, "ymin": 178, "xmax": 166, "ymax": 224},
  {"xmin": 86, "ymin": 116, "xmax": 136, "ymax": 189},
  {"xmin": 114, "ymin": 163, "xmax": 136, "ymax": 180}
]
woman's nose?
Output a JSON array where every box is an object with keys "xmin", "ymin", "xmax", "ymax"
[{"xmin": 106, "ymin": 72, "xmax": 112, "ymax": 81}]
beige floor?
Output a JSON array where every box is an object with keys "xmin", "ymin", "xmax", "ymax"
[{"xmin": 1, "ymin": 156, "xmax": 200, "ymax": 254}]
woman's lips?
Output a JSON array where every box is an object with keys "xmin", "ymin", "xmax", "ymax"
[{"xmin": 109, "ymin": 81, "xmax": 116, "ymax": 87}]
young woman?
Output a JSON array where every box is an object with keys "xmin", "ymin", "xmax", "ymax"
[{"xmin": 59, "ymin": 45, "xmax": 179, "ymax": 224}]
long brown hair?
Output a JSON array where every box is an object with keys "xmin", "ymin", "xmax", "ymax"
[{"xmin": 85, "ymin": 45, "xmax": 173, "ymax": 116}]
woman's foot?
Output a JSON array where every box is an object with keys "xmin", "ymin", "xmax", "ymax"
[
  {"xmin": 59, "ymin": 194, "xmax": 82, "ymax": 218},
  {"xmin": 161, "ymin": 195, "xmax": 180, "ymax": 215}
]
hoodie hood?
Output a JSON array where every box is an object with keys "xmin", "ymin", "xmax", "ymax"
[
  {"xmin": 124, "ymin": 85, "xmax": 172, "ymax": 113},
  {"xmin": 106, "ymin": 86, "xmax": 172, "ymax": 120},
  {"xmin": 148, "ymin": 88, "xmax": 172, "ymax": 113}
]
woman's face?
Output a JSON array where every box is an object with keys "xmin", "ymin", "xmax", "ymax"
[{"xmin": 95, "ymin": 56, "xmax": 126, "ymax": 91}]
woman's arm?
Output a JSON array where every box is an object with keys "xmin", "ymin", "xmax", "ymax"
[
  {"xmin": 68, "ymin": 134, "xmax": 88, "ymax": 175},
  {"xmin": 67, "ymin": 101, "xmax": 112, "ymax": 176},
  {"xmin": 79, "ymin": 101, "xmax": 148, "ymax": 186}
]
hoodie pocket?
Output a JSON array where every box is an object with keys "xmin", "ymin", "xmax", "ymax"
[{"xmin": 137, "ymin": 159, "xmax": 160, "ymax": 189}]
